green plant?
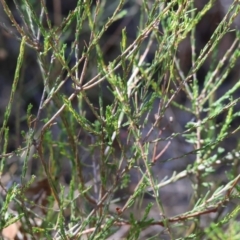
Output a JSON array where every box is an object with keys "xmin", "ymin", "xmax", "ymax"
[{"xmin": 0, "ymin": 0, "xmax": 240, "ymax": 239}]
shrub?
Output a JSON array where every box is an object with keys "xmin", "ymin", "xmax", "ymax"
[{"xmin": 0, "ymin": 0, "xmax": 240, "ymax": 239}]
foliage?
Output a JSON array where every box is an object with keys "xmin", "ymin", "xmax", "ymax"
[{"xmin": 0, "ymin": 0, "xmax": 240, "ymax": 239}]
